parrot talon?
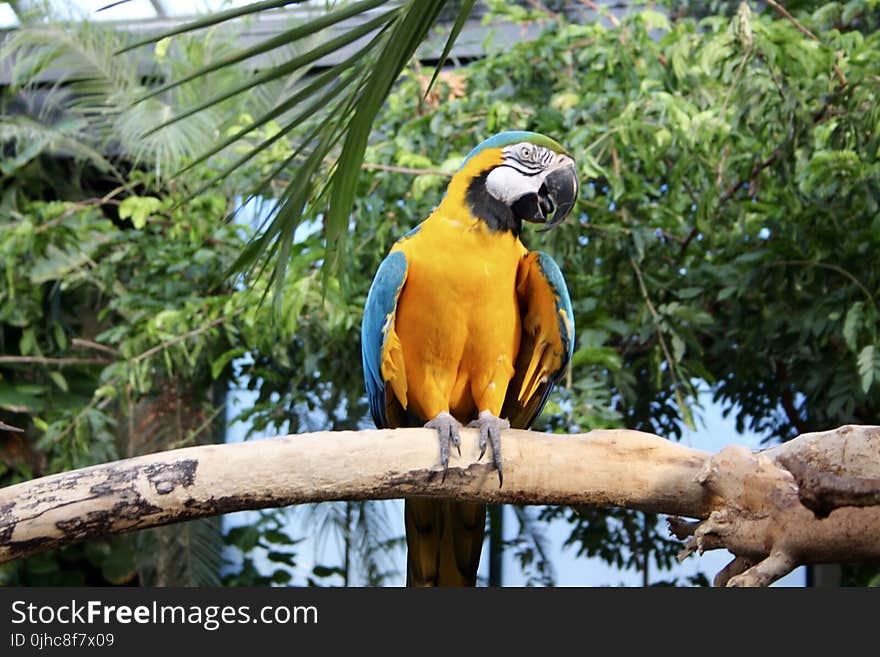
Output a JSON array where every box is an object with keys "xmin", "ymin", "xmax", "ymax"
[
  {"xmin": 426, "ymin": 412, "xmax": 462, "ymax": 482},
  {"xmin": 469, "ymin": 411, "xmax": 509, "ymax": 487}
]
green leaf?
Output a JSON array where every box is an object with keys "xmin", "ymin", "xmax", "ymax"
[
  {"xmin": 843, "ymin": 301, "xmax": 863, "ymax": 351},
  {"xmin": 118, "ymin": 196, "xmax": 161, "ymax": 230},
  {"xmin": 141, "ymin": 7, "xmax": 400, "ymax": 136},
  {"xmin": 48, "ymin": 371, "xmax": 69, "ymax": 392},
  {"xmin": 211, "ymin": 348, "xmax": 246, "ymax": 380},
  {"xmin": 19, "ymin": 327, "xmax": 37, "ymax": 356},
  {"xmin": 640, "ymin": 8, "xmax": 671, "ymax": 33},
  {"xmin": 671, "ymin": 334, "xmax": 686, "ymax": 362},
  {"xmin": 0, "ymin": 382, "xmax": 46, "ymax": 413},
  {"xmin": 717, "ymin": 286, "xmax": 737, "ymax": 301},
  {"xmin": 571, "ymin": 346, "xmax": 622, "ymax": 370},
  {"xmin": 175, "ymin": 51, "xmax": 365, "ymax": 182},
  {"xmin": 857, "ymin": 345, "xmax": 877, "ymax": 393},
  {"xmin": 312, "ymin": 564, "xmax": 345, "ymax": 578},
  {"xmin": 677, "ymin": 287, "xmax": 703, "ymax": 299}
]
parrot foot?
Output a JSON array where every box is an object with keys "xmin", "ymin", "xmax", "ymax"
[
  {"xmin": 426, "ymin": 411, "xmax": 462, "ymax": 483},
  {"xmin": 467, "ymin": 410, "xmax": 509, "ymax": 488}
]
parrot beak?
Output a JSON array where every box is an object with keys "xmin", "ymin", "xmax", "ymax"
[
  {"xmin": 510, "ymin": 159, "xmax": 579, "ymax": 231},
  {"xmin": 536, "ymin": 160, "xmax": 579, "ymax": 232}
]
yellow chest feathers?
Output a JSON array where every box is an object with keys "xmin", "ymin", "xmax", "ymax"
[{"xmin": 386, "ymin": 213, "xmax": 527, "ymax": 420}]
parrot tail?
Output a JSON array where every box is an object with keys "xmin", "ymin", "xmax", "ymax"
[{"xmin": 404, "ymin": 498, "xmax": 486, "ymax": 587}]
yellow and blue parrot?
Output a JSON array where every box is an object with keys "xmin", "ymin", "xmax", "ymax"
[{"xmin": 361, "ymin": 131, "xmax": 578, "ymax": 586}]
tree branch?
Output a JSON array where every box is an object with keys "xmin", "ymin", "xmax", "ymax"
[
  {"xmin": 72, "ymin": 338, "xmax": 120, "ymax": 357},
  {"xmin": 1, "ymin": 424, "xmax": 878, "ymax": 587},
  {"xmin": 0, "ymin": 356, "xmax": 112, "ymax": 366},
  {"xmin": 360, "ymin": 163, "xmax": 452, "ymax": 177},
  {"xmin": 718, "ymin": 148, "xmax": 781, "ymax": 205},
  {"xmin": 130, "ymin": 313, "xmax": 236, "ymax": 364}
]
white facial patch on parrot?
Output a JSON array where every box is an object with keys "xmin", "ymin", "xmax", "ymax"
[{"xmin": 485, "ymin": 164, "xmax": 540, "ymax": 204}]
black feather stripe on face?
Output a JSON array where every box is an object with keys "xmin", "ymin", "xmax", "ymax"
[
  {"xmin": 465, "ymin": 170, "xmax": 522, "ymax": 235},
  {"xmin": 497, "ymin": 162, "xmax": 543, "ymax": 177}
]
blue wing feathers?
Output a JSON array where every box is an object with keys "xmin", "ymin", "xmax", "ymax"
[{"xmin": 361, "ymin": 250, "xmax": 408, "ymax": 428}]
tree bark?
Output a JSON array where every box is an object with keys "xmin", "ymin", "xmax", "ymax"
[{"xmin": 1, "ymin": 424, "xmax": 878, "ymax": 586}]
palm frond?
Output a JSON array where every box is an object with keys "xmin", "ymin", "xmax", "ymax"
[
  {"xmin": 0, "ymin": 114, "xmax": 121, "ymax": 178},
  {"xmin": 322, "ymin": 0, "xmax": 449, "ymax": 276},
  {"xmin": 300, "ymin": 500, "xmax": 403, "ymax": 585},
  {"xmin": 511, "ymin": 506, "xmax": 555, "ymax": 586},
  {"xmin": 425, "ymin": 0, "xmax": 476, "ymax": 97},
  {"xmin": 116, "ymin": 0, "xmax": 310, "ymax": 54},
  {"xmin": 140, "ymin": 6, "xmax": 401, "ymax": 139},
  {"xmin": 2, "ymin": 12, "xmax": 279, "ymax": 185},
  {"xmin": 124, "ymin": 0, "xmax": 474, "ymax": 285},
  {"xmin": 135, "ymin": 0, "xmax": 390, "ymax": 104}
]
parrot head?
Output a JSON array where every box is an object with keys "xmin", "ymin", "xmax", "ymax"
[{"xmin": 455, "ymin": 130, "xmax": 579, "ymax": 235}]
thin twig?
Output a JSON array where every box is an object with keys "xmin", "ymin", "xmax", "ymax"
[
  {"xmin": 52, "ymin": 388, "xmax": 116, "ymax": 445},
  {"xmin": 0, "ymin": 356, "xmax": 111, "ymax": 366},
  {"xmin": 523, "ymin": 0, "xmax": 561, "ymax": 21},
  {"xmin": 764, "ymin": 0, "xmax": 819, "ymax": 41},
  {"xmin": 167, "ymin": 404, "xmax": 226, "ymax": 451},
  {"xmin": 678, "ymin": 227, "xmax": 699, "ymax": 261},
  {"xmin": 71, "ymin": 338, "xmax": 120, "ymax": 357},
  {"xmin": 130, "ymin": 312, "xmax": 241, "ymax": 364},
  {"xmin": 719, "ymin": 148, "xmax": 781, "ymax": 205},
  {"xmin": 34, "ymin": 186, "xmax": 126, "ymax": 234},
  {"xmin": 767, "ymin": 260, "xmax": 876, "ymax": 308},
  {"xmin": 578, "ymin": 0, "xmax": 620, "ymax": 27},
  {"xmin": 361, "ymin": 162, "xmax": 451, "ymax": 177},
  {"xmin": 630, "ymin": 256, "xmax": 687, "ymax": 414}
]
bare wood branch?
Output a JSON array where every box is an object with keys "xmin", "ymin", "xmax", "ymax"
[
  {"xmin": 1, "ymin": 424, "xmax": 879, "ymax": 587},
  {"xmin": 0, "ymin": 428, "xmax": 713, "ymax": 564},
  {"xmin": 683, "ymin": 426, "xmax": 880, "ymax": 586},
  {"xmin": 776, "ymin": 455, "xmax": 880, "ymax": 517}
]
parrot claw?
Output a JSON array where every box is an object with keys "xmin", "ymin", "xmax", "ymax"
[
  {"xmin": 426, "ymin": 412, "xmax": 462, "ymax": 483},
  {"xmin": 467, "ymin": 411, "xmax": 509, "ymax": 488}
]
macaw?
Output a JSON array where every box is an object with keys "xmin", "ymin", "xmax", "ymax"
[{"xmin": 361, "ymin": 131, "xmax": 577, "ymax": 586}]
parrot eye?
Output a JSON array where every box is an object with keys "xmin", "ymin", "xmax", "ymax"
[{"xmin": 518, "ymin": 144, "xmax": 535, "ymax": 161}]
